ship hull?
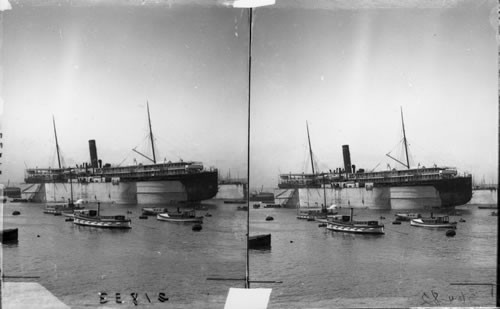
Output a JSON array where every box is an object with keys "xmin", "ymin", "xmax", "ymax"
[
  {"xmin": 276, "ymin": 177, "xmax": 472, "ymax": 210},
  {"xmin": 28, "ymin": 171, "xmax": 218, "ymax": 205}
]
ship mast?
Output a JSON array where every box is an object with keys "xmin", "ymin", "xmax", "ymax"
[
  {"xmin": 132, "ymin": 103, "xmax": 157, "ymax": 164},
  {"xmin": 385, "ymin": 107, "xmax": 411, "ymax": 169},
  {"xmin": 306, "ymin": 121, "xmax": 315, "ymax": 175},
  {"xmin": 52, "ymin": 116, "xmax": 62, "ymax": 169},
  {"xmin": 400, "ymin": 107, "xmax": 410, "ymax": 169},
  {"xmin": 147, "ymin": 102, "xmax": 157, "ymax": 164}
]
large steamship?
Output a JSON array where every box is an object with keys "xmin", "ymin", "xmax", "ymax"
[
  {"xmin": 276, "ymin": 111, "xmax": 472, "ymax": 210},
  {"xmin": 24, "ymin": 105, "xmax": 218, "ymax": 205}
]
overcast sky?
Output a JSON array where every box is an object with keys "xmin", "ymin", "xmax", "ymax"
[{"xmin": 1, "ymin": 0, "xmax": 497, "ymax": 188}]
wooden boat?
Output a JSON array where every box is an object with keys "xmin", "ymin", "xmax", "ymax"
[
  {"xmin": 156, "ymin": 209, "xmax": 203, "ymax": 223},
  {"xmin": 326, "ymin": 208, "xmax": 384, "ymax": 234},
  {"xmin": 44, "ymin": 166, "xmax": 84, "ymax": 215},
  {"xmin": 410, "ymin": 215, "xmax": 457, "ymax": 229},
  {"xmin": 62, "ymin": 209, "xmax": 91, "ymax": 218},
  {"xmin": 297, "ymin": 209, "xmax": 338, "ymax": 221},
  {"xmin": 300, "ymin": 178, "xmax": 337, "ymax": 221},
  {"xmin": 44, "ymin": 202, "xmax": 85, "ymax": 215},
  {"xmin": 73, "ymin": 203, "xmax": 131, "ymax": 229},
  {"xmin": 141, "ymin": 207, "xmax": 169, "ymax": 216},
  {"xmin": 395, "ymin": 213, "xmax": 422, "ymax": 221},
  {"xmin": 248, "ymin": 234, "xmax": 271, "ymax": 249},
  {"xmin": 44, "ymin": 198, "xmax": 85, "ymax": 215},
  {"xmin": 0, "ymin": 228, "xmax": 18, "ymax": 243}
]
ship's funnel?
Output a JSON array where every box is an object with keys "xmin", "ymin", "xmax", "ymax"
[
  {"xmin": 342, "ymin": 145, "xmax": 352, "ymax": 174},
  {"xmin": 89, "ymin": 140, "xmax": 98, "ymax": 168}
]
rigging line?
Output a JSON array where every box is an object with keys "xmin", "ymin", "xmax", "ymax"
[{"xmin": 134, "ymin": 135, "xmax": 154, "ymax": 159}]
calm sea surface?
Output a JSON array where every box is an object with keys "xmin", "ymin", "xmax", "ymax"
[{"xmin": 1, "ymin": 200, "xmax": 497, "ymax": 308}]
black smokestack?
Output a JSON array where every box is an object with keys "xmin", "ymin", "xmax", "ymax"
[
  {"xmin": 342, "ymin": 145, "xmax": 352, "ymax": 174},
  {"xmin": 89, "ymin": 140, "xmax": 98, "ymax": 168}
]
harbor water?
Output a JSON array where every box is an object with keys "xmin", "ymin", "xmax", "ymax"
[{"xmin": 1, "ymin": 200, "xmax": 496, "ymax": 308}]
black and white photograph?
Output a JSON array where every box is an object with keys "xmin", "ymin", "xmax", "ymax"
[{"xmin": 0, "ymin": 0, "xmax": 497, "ymax": 308}]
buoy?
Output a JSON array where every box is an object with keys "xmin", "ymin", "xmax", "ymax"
[
  {"xmin": 192, "ymin": 224, "xmax": 202, "ymax": 231},
  {"xmin": 158, "ymin": 292, "xmax": 169, "ymax": 302},
  {"xmin": 392, "ymin": 221, "xmax": 401, "ymax": 225},
  {"xmin": 265, "ymin": 216, "xmax": 274, "ymax": 221},
  {"xmin": 446, "ymin": 230, "xmax": 456, "ymax": 237},
  {"xmin": 139, "ymin": 215, "xmax": 148, "ymax": 219},
  {"xmin": 12, "ymin": 211, "xmax": 20, "ymax": 216},
  {"xmin": 290, "ymin": 240, "xmax": 294, "ymax": 243}
]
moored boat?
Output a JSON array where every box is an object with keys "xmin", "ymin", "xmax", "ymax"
[
  {"xmin": 62, "ymin": 209, "xmax": 91, "ymax": 218},
  {"xmin": 326, "ymin": 208, "xmax": 384, "ymax": 234},
  {"xmin": 141, "ymin": 207, "xmax": 169, "ymax": 216},
  {"xmin": 410, "ymin": 215, "xmax": 457, "ymax": 229},
  {"xmin": 156, "ymin": 209, "xmax": 203, "ymax": 223},
  {"xmin": 73, "ymin": 203, "xmax": 131, "ymax": 229},
  {"xmin": 44, "ymin": 201, "xmax": 86, "ymax": 215},
  {"xmin": 395, "ymin": 213, "xmax": 422, "ymax": 221}
]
